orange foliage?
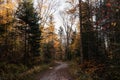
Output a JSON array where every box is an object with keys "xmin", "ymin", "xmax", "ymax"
[
  {"xmin": 0, "ymin": 0, "xmax": 15, "ymax": 24},
  {"xmin": 79, "ymin": 60, "xmax": 105, "ymax": 74}
]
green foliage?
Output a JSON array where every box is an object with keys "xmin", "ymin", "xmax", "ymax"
[{"xmin": 16, "ymin": 0, "xmax": 41, "ymax": 57}]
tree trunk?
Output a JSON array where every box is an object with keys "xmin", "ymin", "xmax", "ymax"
[{"xmin": 79, "ymin": 0, "xmax": 83, "ymax": 64}]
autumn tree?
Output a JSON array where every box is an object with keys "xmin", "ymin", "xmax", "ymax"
[
  {"xmin": 59, "ymin": 10, "xmax": 76, "ymax": 60},
  {"xmin": 100, "ymin": 0, "xmax": 120, "ymax": 80},
  {"xmin": 35, "ymin": 0, "xmax": 59, "ymax": 61},
  {"xmin": 86, "ymin": 0, "xmax": 120, "ymax": 79},
  {"xmin": 0, "ymin": 0, "xmax": 16, "ymax": 61},
  {"xmin": 40, "ymin": 15, "xmax": 58, "ymax": 62}
]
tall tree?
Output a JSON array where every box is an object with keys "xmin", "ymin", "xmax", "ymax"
[
  {"xmin": 58, "ymin": 26, "xmax": 64, "ymax": 59},
  {"xmin": 0, "ymin": 0, "xmax": 15, "ymax": 60},
  {"xmin": 41, "ymin": 15, "xmax": 58, "ymax": 62},
  {"xmin": 78, "ymin": 0, "xmax": 83, "ymax": 64},
  {"xmin": 59, "ymin": 10, "xmax": 75, "ymax": 60},
  {"xmin": 36, "ymin": 0, "xmax": 58, "ymax": 27},
  {"xmin": 16, "ymin": 0, "xmax": 41, "ymax": 62}
]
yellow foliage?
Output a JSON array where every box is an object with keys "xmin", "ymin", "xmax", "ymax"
[
  {"xmin": 111, "ymin": 22, "xmax": 116, "ymax": 27},
  {"xmin": 71, "ymin": 34, "xmax": 80, "ymax": 52},
  {"xmin": 41, "ymin": 24, "xmax": 60, "ymax": 50},
  {"xmin": 0, "ymin": 0, "xmax": 15, "ymax": 24},
  {"xmin": 54, "ymin": 39, "xmax": 60, "ymax": 49},
  {"xmin": 67, "ymin": 8, "xmax": 76, "ymax": 14}
]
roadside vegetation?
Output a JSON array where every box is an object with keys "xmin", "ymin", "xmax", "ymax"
[{"xmin": 0, "ymin": 0, "xmax": 119, "ymax": 80}]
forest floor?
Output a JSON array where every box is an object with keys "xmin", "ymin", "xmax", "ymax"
[{"xmin": 35, "ymin": 61, "xmax": 73, "ymax": 80}]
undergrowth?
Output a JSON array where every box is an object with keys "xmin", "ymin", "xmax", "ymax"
[
  {"xmin": 0, "ymin": 62, "xmax": 51, "ymax": 80},
  {"xmin": 69, "ymin": 59, "xmax": 120, "ymax": 80}
]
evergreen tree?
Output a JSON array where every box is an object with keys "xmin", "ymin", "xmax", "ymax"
[{"xmin": 16, "ymin": 0, "xmax": 41, "ymax": 57}]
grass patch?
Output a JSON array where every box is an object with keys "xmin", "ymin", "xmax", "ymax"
[{"xmin": 0, "ymin": 62, "xmax": 52, "ymax": 80}]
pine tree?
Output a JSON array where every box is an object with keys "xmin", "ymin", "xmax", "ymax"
[{"xmin": 16, "ymin": 0, "xmax": 41, "ymax": 57}]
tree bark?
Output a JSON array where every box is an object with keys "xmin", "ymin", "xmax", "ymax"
[{"xmin": 79, "ymin": 0, "xmax": 83, "ymax": 64}]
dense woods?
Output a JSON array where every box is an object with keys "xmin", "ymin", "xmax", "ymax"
[{"xmin": 0, "ymin": 0, "xmax": 120, "ymax": 80}]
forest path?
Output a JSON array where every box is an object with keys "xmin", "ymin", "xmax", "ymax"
[{"xmin": 36, "ymin": 61, "xmax": 73, "ymax": 80}]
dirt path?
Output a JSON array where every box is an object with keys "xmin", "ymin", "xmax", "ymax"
[{"xmin": 36, "ymin": 62, "xmax": 73, "ymax": 80}]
